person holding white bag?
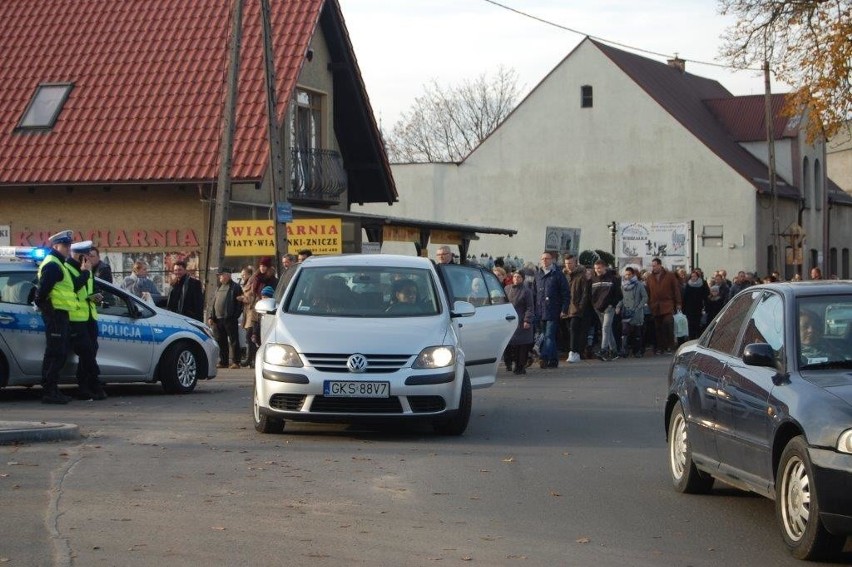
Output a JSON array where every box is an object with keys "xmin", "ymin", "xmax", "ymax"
[
  {"xmin": 122, "ymin": 260, "xmax": 162, "ymax": 305},
  {"xmin": 645, "ymin": 258, "xmax": 682, "ymax": 356}
]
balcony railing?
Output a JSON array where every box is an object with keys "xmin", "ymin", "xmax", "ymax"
[{"xmin": 290, "ymin": 148, "xmax": 347, "ymax": 204}]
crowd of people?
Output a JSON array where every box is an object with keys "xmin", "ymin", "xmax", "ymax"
[{"xmin": 488, "ymin": 251, "xmax": 829, "ymax": 370}]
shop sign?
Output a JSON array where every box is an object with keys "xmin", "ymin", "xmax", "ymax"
[
  {"xmin": 383, "ymin": 226, "xmax": 419, "ymax": 242},
  {"xmin": 431, "ymin": 230, "xmax": 462, "ymax": 245},
  {"xmin": 287, "ymin": 218, "xmax": 342, "ymax": 255},
  {"xmin": 14, "ymin": 229, "xmax": 199, "ymax": 248},
  {"xmin": 226, "ymin": 220, "xmax": 276, "ymax": 256}
]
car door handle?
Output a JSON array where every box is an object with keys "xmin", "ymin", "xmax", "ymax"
[
  {"xmin": 505, "ymin": 315, "xmax": 517, "ymax": 321},
  {"xmin": 0, "ymin": 315, "xmax": 14, "ymax": 324}
]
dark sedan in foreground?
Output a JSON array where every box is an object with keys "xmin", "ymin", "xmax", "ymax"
[{"xmin": 664, "ymin": 281, "xmax": 852, "ymax": 560}]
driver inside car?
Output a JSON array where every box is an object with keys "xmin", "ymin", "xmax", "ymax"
[{"xmin": 799, "ymin": 309, "xmax": 844, "ymax": 365}]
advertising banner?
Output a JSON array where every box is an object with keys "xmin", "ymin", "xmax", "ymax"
[
  {"xmin": 544, "ymin": 226, "xmax": 581, "ymax": 257},
  {"xmin": 225, "ymin": 218, "xmax": 343, "ymax": 256},
  {"xmin": 616, "ymin": 221, "xmax": 691, "ymax": 272}
]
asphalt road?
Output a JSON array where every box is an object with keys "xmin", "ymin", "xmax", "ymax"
[{"xmin": 1, "ymin": 357, "xmax": 850, "ymax": 566}]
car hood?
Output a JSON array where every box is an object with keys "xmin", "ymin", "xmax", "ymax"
[
  {"xmin": 801, "ymin": 371, "xmax": 852, "ymax": 406},
  {"xmin": 273, "ymin": 314, "xmax": 452, "ymax": 355}
]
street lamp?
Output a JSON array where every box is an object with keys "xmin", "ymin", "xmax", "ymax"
[{"xmin": 608, "ymin": 221, "xmax": 617, "ymax": 258}]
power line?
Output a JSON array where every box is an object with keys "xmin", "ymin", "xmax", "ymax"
[{"xmin": 480, "ymin": 0, "xmax": 763, "ymax": 72}]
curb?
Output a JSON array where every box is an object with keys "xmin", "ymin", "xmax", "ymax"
[{"xmin": 0, "ymin": 421, "xmax": 81, "ymax": 445}]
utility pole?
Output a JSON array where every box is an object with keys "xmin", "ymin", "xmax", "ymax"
[
  {"xmin": 206, "ymin": 0, "xmax": 243, "ymax": 307},
  {"xmin": 259, "ymin": 0, "xmax": 289, "ymax": 261},
  {"xmin": 763, "ymin": 60, "xmax": 782, "ymax": 275}
]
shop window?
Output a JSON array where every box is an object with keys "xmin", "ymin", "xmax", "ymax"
[{"xmin": 16, "ymin": 83, "xmax": 73, "ymax": 131}]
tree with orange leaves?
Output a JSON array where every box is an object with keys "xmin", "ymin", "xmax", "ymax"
[{"xmin": 719, "ymin": 0, "xmax": 851, "ymax": 143}]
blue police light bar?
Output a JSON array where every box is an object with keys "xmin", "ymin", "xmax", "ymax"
[{"xmin": 0, "ymin": 246, "xmax": 49, "ymax": 261}]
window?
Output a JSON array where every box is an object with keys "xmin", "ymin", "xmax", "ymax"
[
  {"xmin": 830, "ymin": 248, "xmax": 838, "ymax": 278},
  {"xmin": 809, "ymin": 249, "xmax": 818, "ymax": 273},
  {"xmin": 738, "ymin": 292, "xmax": 784, "ymax": 362},
  {"xmin": 290, "ymin": 88, "xmax": 323, "ymax": 150},
  {"xmin": 581, "ymin": 85, "xmax": 593, "ymax": 108},
  {"xmin": 16, "ymin": 83, "xmax": 73, "ymax": 131},
  {"xmin": 0, "ymin": 272, "xmax": 38, "ymax": 305},
  {"xmin": 843, "ymin": 248, "xmax": 850, "ymax": 279},
  {"xmin": 801, "ymin": 157, "xmax": 810, "ymax": 208},
  {"xmin": 814, "ymin": 159, "xmax": 822, "ymax": 210},
  {"xmin": 705, "ymin": 292, "xmax": 757, "ymax": 355}
]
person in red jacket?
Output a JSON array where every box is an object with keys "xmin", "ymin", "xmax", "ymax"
[{"xmin": 645, "ymin": 258, "xmax": 681, "ymax": 355}]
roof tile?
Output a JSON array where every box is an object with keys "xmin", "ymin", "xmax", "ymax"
[{"xmin": 0, "ymin": 0, "xmax": 323, "ymax": 185}]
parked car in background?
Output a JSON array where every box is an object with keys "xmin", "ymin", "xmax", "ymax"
[
  {"xmin": 0, "ymin": 247, "xmax": 218, "ymax": 394},
  {"xmin": 253, "ymin": 254, "xmax": 516, "ymax": 435},
  {"xmin": 665, "ymin": 282, "xmax": 852, "ymax": 560}
]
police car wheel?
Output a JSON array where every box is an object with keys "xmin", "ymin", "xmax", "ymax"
[
  {"xmin": 159, "ymin": 342, "xmax": 200, "ymax": 394},
  {"xmin": 253, "ymin": 385, "xmax": 284, "ymax": 433}
]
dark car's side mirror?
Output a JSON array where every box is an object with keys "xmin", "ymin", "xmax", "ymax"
[{"xmin": 743, "ymin": 343, "xmax": 776, "ymax": 368}]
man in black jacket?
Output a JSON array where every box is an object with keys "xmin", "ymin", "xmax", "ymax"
[
  {"xmin": 590, "ymin": 260, "xmax": 622, "ymax": 361},
  {"xmin": 166, "ymin": 260, "xmax": 204, "ymax": 321}
]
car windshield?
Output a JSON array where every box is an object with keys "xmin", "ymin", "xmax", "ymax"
[
  {"xmin": 283, "ymin": 266, "xmax": 440, "ymax": 317},
  {"xmin": 797, "ymin": 296, "xmax": 852, "ymax": 369}
]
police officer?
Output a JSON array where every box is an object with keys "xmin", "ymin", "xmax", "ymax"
[
  {"xmin": 67, "ymin": 241, "xmax": 107, "ymax": 400},
  {"xmin": 35, "ymin": 230, "xmax": 78, "ymax": 404}
]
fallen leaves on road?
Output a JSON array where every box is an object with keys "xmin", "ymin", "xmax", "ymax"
[
  {"xmin": 576, "ymin": 537, "xmax": 591, "ymax": 544},
  {"xmin": 502, "ymin": 456, "xmax": 515, "ymax": 463},
  {"xmin": 549, "ymin": 490, "xmax": 561, "ymax": 497}
]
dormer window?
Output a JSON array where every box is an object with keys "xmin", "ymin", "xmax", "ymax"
[
  {"xmin": 581, "ymin": 85, "xmax": 593, "ymax": 108},
  {"xmin": 16, "ymin": 83, "xmax": 73, "ymax": 131}
]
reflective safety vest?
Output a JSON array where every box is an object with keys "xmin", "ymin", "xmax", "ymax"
[
  {"xmin": 37, "ymin": 254, "xmax": 78, "ymax": 312},
  {"xmin": 65, "ymin": 262, "xmax": 98, "ymax": 322}
]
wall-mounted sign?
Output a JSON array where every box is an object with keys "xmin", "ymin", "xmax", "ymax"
[
  {"xmin": 286, "ymin": 218, "xmax": 342, "ymax": 255},
  {"xmin": 430, "ymin": 230, "xmax": 462, "ymax": 245},
  {"xmin": 616, "ymin": 221, "xmax": 691, "ymax": 271},
  {"xmin": 383, "ymin": 226, "xmax": 419, "ymax": 242},
  {"xmin": 14, "ymin": 229, "xmax": 199, "ymax": 248},
  {"xmin": 544, "ymin": 226, "xmax": 581, "ymax": 257},
  {"xmin": 226, "ymin": 220, "xmax": 276, "ymax": 256}
]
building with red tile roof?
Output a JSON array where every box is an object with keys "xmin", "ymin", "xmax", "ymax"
[{"xmin": 0, "ymin": 0, "xmax": 406, "ymax": 280}]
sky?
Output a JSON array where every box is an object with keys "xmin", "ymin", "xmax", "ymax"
[{"xmin": 336, "ymin": 0, "xmax": 783, "ymax": 130}]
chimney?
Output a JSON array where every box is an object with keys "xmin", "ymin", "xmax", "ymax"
[{"xmin": 667, "ymin": 56, "xmax": 685, "ymax": 73}]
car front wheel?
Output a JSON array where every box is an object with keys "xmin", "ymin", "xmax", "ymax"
[
  {"xmin": 668, "ymin": 403, "xmax": 713, "ymax": 493},
  {"xmin": 433, "ymin": 373, "xmax": 471, "ymax": 436},
  {"xmin": 253, "ymin": 385, "xmax": 284, "ymax": 434},
  {"xmin": 159, "ymin": 342, "xmax": 200, "ymax": 394},
  {"xmin": 776, "ymin": 436, "xmax": 844, "ymax": 560}
]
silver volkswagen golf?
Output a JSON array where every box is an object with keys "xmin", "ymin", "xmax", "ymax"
[{"xmin": 253, "ymin": 254, "xmax": 517, "ymax": 435}]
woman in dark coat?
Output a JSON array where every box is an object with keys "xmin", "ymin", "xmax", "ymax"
[
  {"xmin": 504, "ymin": 271, "xmax": 535, "ymax": 375},
  {"xmin": 682, "ymin": 269, "xmax": 709, "ymax": 340}
]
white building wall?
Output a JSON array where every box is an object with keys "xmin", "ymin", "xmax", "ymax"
[{"xmin": 358, "ymin": 40, "xmax": 770, "ymax": 273}]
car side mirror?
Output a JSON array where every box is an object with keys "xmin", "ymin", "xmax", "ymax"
[
  {"xmin": 742, "ymin": 343, "xmax": 776, "ymax": 368},
  {"xmin": 451, "ymin": 300, "xmax": 476, "ymax": 318},
  {"xmin": 255, "ymin": 297, "xmax": 277, "ymax": 315}
]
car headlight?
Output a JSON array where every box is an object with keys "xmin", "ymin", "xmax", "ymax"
[
  {"xmin": 263, "ymin": 344, "xmax": 303, "ymax": 367},
  {"xmin": 838, "ymin": 430, "xmax": 852, "ymax": 454},
  {"xmin": 413, "ymin": 346, "xmax": 455, "ymax": 369},
  {"xmin": 190, "ymin": 321, "xmax": 215, "ymax": 339}
]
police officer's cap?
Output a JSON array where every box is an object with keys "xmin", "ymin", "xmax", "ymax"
[
  {"xmin": 49, "ymin": 230, "xmax": 73, "ymax": 245},
  {"xmin": 70, "ymin": 240, "xmax": 93, "ymax": 254}
]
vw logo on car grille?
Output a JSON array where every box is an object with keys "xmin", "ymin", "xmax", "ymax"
[{"xmin": 346, "ymin": 353, "xmax": 368, "ymax": 373}]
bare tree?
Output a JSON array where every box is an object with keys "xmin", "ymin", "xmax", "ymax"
[
  {"xmin": 719, "ymin": 0, "xmax": 852, "ymax": 142},
  {"xmin": 385, "ymin": 67, "xmax": 521, "ymax": 163}
]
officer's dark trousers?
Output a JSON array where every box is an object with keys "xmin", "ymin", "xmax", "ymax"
[
  {"xmin": 72, "ymin": 320, "xmax": 100, "ymax": 393},
  {"xmin": 41, "ymin": 310, "xmax": 70, "ymax": 393}
]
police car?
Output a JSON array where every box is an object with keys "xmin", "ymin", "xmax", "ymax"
[{"xmin": 0, "ymin": 247, "xmax": 218, "ymax": 394}]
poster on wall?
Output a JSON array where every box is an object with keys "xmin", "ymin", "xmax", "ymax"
[
  {"xmin": 616, "ymin": 221, "xmax": 691, "ymax": 272},
  {"xmin": 0, "ymin": 225, "xmax": 9, "ymax": 246},
  {"xmin": 544, "ymin": 227, "xmax": 581, "ymax": 257}
]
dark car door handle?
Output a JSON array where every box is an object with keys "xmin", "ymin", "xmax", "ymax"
[{"xmin": 505, "ymin": 315, "xmax": 517, "ymax": 321}]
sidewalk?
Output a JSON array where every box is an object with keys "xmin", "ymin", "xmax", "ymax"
[{"xmin": 0, "ymin": 420, "xmax": 80, "ymax": 445}]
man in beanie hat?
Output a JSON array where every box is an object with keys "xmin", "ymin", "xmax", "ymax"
[{"xmin": 35, "ymin": 230, "xmax": 80, "ymax": 403}]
